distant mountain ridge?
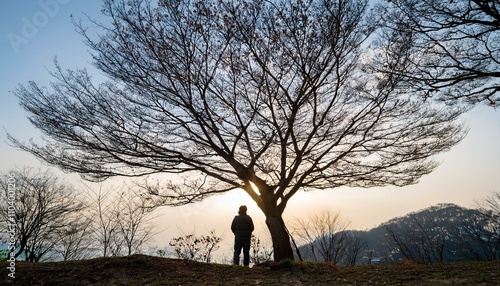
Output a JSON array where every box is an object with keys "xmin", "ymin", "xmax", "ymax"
[{"xmin": 297, "ymin": 203, "xmax": 499, "ymax": 265}]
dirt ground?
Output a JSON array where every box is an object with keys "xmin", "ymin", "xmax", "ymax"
[{"xmin": 1, "ymin": 254, "xmax": 499, "ymax": 285}]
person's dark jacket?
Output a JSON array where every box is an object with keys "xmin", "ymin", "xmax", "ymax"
[{"xmin": 231, "ymin": 214, "xmax": 254, "ymax": 240}]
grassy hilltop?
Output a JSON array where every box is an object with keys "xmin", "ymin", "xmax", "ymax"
[{"xmin": 1, "ymin": 254, "xmax": 499, "ymax": 285}]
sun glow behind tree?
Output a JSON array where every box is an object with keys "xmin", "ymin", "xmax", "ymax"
[{"xmin": 9, "ymin": 0, "xmax": 467, "ymax": 261}]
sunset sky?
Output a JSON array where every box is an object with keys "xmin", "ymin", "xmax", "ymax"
[{"xmin": 1, "ymin": 1, "xmax": 499, "ymax": 255}]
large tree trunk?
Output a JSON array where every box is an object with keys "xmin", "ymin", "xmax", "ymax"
[
  {"xmin": 265, "ymin": 215, "xmax": 294, "ymax": 261},
  {"xmin": 262, "ymin": 207, "xmax": 294, "ymax": 261},
  {"xmin": 247, "ymin": 180, "xmax": 295, "ymax": 262}
]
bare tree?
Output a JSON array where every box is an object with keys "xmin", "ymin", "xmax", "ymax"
[
  {"xmin": 468, "ymin": 192, "xmax": 500, "ymax": 260},
  {"xmin": 0, "ymin": 168, "xmax": 85, "ymax": 262},
  {"xmin": 387, "ymin": 214, "xmax": 446, "ymax": 264},
  {"xmin": 458, "ymin": 210, "xmax": 500, "ymax": 261},
  {"xmin": 476, "ymin": 192, "xmax": 500, "ymax": 223},
  {"xmin": 115, "ymin": 191, "xmax": 159, "ymax": 256},
  {"xmin": 52, "ymin": 216, "xmax": 96, "ymax": 261},
  {"xmin": 10, "ymin": 0, "xmax": 466, "ymax": 261},
  {"xmin": 292, "ymin": 210, "xmax": 352, "ymax": 263},
  {"xmin": 384, "ymin": 204, "xmax": 467, "ymax": 264},
  {"xmin": 342, "ymin": 230, "xmax": 366, "ymax": 266},
  {"xmin": 85, "ymin": 184, "xmax": 159, "ymax": 257},
  {"xmin": 85, "ymin": 185, "xmax": 121, "ymax": 257},
  {"xmin": 379, "ymin": 0, "xmax": 500, "ymax": 106}
]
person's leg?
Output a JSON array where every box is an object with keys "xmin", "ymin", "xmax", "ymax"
[
  {"xmin": 242, "ymin": 238, "xmax": 251, "ymax": 266},
  {"xmin": 233, "ymin": 239, "xmax": 243, "ymax": 265}
]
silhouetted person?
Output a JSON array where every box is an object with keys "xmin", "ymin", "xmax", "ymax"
[{"xmin": 231, "ymin": 205, "xmax": 254, "ymax": 266}]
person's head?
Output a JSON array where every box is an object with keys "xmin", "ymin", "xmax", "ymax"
[{"xmin": 238, "ymin": 205, "xmax": 247, "ymax": 215}]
